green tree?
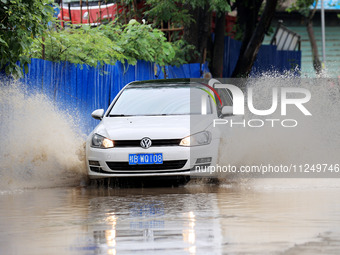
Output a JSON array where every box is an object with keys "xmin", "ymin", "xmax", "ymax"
[
  {"xmin": 30, "ymin": 20, "xmax": 182, "ymax": 67},
  {"xmin": 0, "ymin": 0, "xmax": 55, "ymax": 77}
]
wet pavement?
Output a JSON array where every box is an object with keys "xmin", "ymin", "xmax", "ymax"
[{"xmin": 1, "ymin": 179, "xmax": 340, "ymax": 255}]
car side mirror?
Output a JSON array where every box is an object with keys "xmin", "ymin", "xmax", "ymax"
[
  {"xmin": 221, "ymin": 106, "xmax": 233, "ymax": 116},
  {"xmin": 91, "ymin": 109, "xmax": 104, "ymax": 120}
]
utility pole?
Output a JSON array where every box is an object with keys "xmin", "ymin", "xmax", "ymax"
[{"xmin": 321, "ymin": 0, "xmax": 326, "ymax": 69}]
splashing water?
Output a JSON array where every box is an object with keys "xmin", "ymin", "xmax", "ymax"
[
  {"xmin": 0, "ymin": 81, "xmax": 87, "ymax": 191},
  {"xmin": 217, "ymin": 74, "xmax": 340, "ymax": 181},
  {"xmin": 1, "ymin": 74, "xmax": 340, "ymax": 191}
]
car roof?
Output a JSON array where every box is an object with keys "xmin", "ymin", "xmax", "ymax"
[{"xmin": 127, "ymin": 79, "xmax": 206, "ymax": 88}]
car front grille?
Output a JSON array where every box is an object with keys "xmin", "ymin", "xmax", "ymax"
[
  {"xmin": 106, "ymin": 160, "xmax": 187, "ymax": 171},
  {"xmin": 114, "ymin": 139, "xmax": 181, "ymax": 147}
]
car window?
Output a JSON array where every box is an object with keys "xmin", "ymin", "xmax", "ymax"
[{"xmin": 108, "ymin": 86, "xmax": 213, "ymax": 116}]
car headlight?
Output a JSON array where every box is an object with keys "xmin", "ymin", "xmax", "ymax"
[
  {"xmin": 179, "ymin": 131, "xmax": 211, "ymax": 147},
  {"xmin": 91, "ymin": 133, "xmax": 114, "ymax": 149}
]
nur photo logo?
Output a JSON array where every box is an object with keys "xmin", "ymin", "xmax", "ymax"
[{"xmin": 201, "ymin": 79, "xmax": 312, "ymax": 128}]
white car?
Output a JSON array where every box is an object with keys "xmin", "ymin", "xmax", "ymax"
[{"xmin": 85, "ymin": 79, "xmax": 233, "ymax": 182}]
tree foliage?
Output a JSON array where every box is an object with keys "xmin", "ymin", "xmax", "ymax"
[
  {"xmin": 1, "ymin": 0, "xmax": 189, "ymax": 76},
  {"xmin": 286, "ymin": 0, "xmax": 315, "ymax": 17},
  {"xmin": 118, "ymin": 0, "xmax": 232, "ymax": 65},
  {"xmin": 30, "ymin": 20, "xmax": 185, "ymax": 67},
  {"xmin": 0, "ymin": 0, "xmax": 55, "ymax": 76},
  {"xmin": 144, "ymin": 0, "xmax": 193, "ymax": 26},
  {"xmin": 1, "ymin": 0, "xmax": 279, "ymax": 78},
  {"xmin": 144, "ymin": 0, "xmax": 231, "ymax": 25}
]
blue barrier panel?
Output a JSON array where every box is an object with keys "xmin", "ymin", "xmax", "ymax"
[
  {"xmin": 223, "ymin": 37, "xmax": 242, "ymax": 78},
  {"xmin": 277, "ymin": 50, "xmax": 301, "ymax": 74},
  {"xmin": 223, "ymin": 36, "xmax": 301, "ymax": 77},
  {"xmin": 251, "ymin": 44, "xmax": 278, "ymax": 75},
  {"xmin": 166, "ymin": 63, "xmax": 209, "ymax": 78}
]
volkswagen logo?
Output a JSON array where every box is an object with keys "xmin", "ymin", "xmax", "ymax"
[{"xmin": 140, "ymin": 137, "xmax": 152, "ymax": 149}]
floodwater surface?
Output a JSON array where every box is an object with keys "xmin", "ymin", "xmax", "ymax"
[{"xmin": 1, "ymin": 179, "xmax": 340, "ymax": 255}]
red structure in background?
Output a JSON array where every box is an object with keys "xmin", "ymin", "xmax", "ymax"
[
  {"xmin": 57, "ymin": 0, "xmax": 117, "ymax": 26},
  {"xmin": 211, "ymin": 14, "xmax": 237, "ymax": 38},
  {"xmin": 225, "ymin": 15, "xmax": 237, "ymax": 38}
]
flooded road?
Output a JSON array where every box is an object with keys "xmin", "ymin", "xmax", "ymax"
[
  {"xmin": 1, "ymin": 77, "xmax": 340, "ymax": 254},
  {"xmin": 1, "ymin": 179, "xmax": 340, "ymax": 255}
]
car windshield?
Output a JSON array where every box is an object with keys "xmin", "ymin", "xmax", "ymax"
[{"xmin": 108, "ymin": 85, "xmax": 213, "ymax": 116}]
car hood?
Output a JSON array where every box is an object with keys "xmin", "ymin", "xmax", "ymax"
[{"xmin": 95, "ymin": 115, "xmax": 214, "ymax": 140}]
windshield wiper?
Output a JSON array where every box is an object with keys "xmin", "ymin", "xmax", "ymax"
[
  {"xmin": 109, "ymin": 114, "xmax": 132, "ymax": 117},
  {"xmin": 144, "ymin": 114, "xmax": 169, "ymax": 116},
  {"xmin": 109, "ymin": 113, "xmax": 186, "ymax": 117}
]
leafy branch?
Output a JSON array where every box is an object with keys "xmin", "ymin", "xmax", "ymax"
[{"xmin": 29, "ymin": 20, "xmax": 188, "ymax": 68}]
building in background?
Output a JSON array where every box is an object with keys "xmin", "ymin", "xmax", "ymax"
[{"xmin": 265, "ymin": 0, "xmax": 340, "ymax": 77}]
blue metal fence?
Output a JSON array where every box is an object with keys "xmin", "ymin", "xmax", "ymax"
[{"xmin": 223, "ymin": 36, "xmax": 301, "ymax": 77}]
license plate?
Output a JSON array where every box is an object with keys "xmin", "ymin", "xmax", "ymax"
[{"xmin": 129, "ymin": 153, "xmax": 163, "ymax": 165}]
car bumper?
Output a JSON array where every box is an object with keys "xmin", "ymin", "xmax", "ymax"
[{"xmin": 86, "ymin": 141, "xmax": 218, "ymax": 179}]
